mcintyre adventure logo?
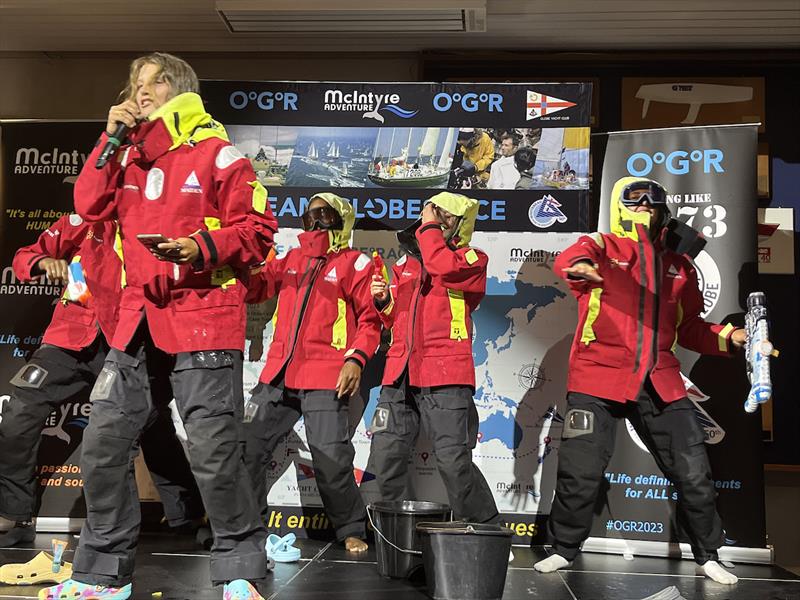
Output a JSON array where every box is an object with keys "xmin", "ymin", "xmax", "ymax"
[
  {"xmin": 42, "ymin": 401, "xmax": 91, "ymax": 444},
  {"xmin": 509, "ymin": 248, "xmax": 561, "ymax": 264},
  {"xmin": 0, "ymin": 266, "xmax": 62, "ymax": 296},
  {"xmin": 14, "ymin": 147, "xmax": 88, "ymax": 176},
  {"xmin": 323, "ymin": 89, "xmax": 418, "ymax": 123}
]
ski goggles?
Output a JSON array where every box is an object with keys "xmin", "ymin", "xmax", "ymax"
[
  {"xmin": 620, "ymin": 180, "xmax": 668, "ymax": 207},
  {"xmin": 301, "ymin": 205, "xmax": 342, "ymax": 231}
]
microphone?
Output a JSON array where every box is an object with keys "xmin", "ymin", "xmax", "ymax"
[{"xmin": 95, "ymin": 122, "xmax": 131, "ymax": 169}]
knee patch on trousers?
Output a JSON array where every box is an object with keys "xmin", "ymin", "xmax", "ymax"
[
  {"xmin": 369, "ymin": 402, "xmax": 416, "ymax": 438},
  {"xmin": 90, "ymin": 367, "xmax": 117, "ymax": 401},
  {"xmin": 370, "ymin": 406, "xmax": 390, "ymax": 434},
  {"xmin": 10, "ymin": 363, "xmax": 49, "ymax": 389},
  {"xmin": 563, "ymin": 409, "xmax": 594, "ymax": 439},
  {"xmin": 242, "ymin": 399, "xmax": 259, "ymax": 423},
  {"xmin": 243, "ymin": 382, "xmax": 283, "ymax": 424}
]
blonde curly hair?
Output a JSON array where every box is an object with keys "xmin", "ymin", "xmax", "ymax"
[{"xmin": 120, "ymin": 52, "xmax": 199, "ymax": 101}]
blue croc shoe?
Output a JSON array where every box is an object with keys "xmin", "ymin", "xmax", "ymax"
[{"xmin": 265, "ymin": 533, "xmax": 301, "ymax": 563}]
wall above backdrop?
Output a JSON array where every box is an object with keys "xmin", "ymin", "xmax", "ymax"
[{"xmin": 1, "ymin": 0, "xmax": 798, "ymax": 52}]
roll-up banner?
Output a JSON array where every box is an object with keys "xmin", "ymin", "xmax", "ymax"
[
  {"xmin": 0, "ymin": 121, "xmax": 101, "ymax": 526},
  {"xmin": 593, "ymin": 124, "xmax": 767, "ymax": 561}
]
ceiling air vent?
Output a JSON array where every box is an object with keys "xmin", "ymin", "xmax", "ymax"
[{"xmin": 216, "ymin": 0, "xmax": 487, "ymax": 33}]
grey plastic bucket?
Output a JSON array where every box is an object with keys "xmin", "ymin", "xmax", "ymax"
[
  {"xmin": 417, "ymin": 522, "xmax": 513, "ymax": 600},
  {"xmin": 368, "ymin": 501, "xmax": 452, "ymax": 578}
]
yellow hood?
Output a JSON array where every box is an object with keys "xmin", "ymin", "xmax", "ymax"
[
  {"xmin": 609, "ymin": 176, "xmax": 655, "ymax": 242},
  {"xmin": 147, "ymin": 92, "xmax": 229, "ymax": 149},
  {"xmin": 427, "ymin": 191, "xmax": 479, "ymax": 248},
  {"xmin": 310, "ymin": 192, "xmax": 355, "ymax": 252}
]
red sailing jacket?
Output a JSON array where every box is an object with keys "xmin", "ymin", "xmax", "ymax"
[
  {"xmin": 248, "ymin": 240, "xmax": 382, "ymax": 390},
  {"xmin": 12, "ymin": 214, "xmax": 122, "ymax": 351},
  {"xmin": 74, "ymin": 93, "xmax": 276, "ymax": 353},
  {"xmin": 379, "ymin": 223, "xmax": 487, "ymax": 388},
  {"xmin": 553, "ymin": 229, "xmax": 737, "ymax": 404}
]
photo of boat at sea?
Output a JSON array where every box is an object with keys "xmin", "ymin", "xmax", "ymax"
[
  {"xmin": 366, "ymin": 127, "xmax": 459, "ymax": 189},
  {"xmin": 286, "ymin": 127, "xmax": 378, "ymax": 188},
  {"xmin": 228, "ymin": 125, "xmax": 299, "ymax": 187},
  {"xmin": 529, "ymin": 127, "xmax": 590, "ymax": 190}
]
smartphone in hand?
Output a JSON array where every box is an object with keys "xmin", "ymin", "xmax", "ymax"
[{"xmin": 136, "ymin": 233, "xmax": 170, "ymax": 251}]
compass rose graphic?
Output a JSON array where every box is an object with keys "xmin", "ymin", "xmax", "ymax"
[{"xmin": 515, "ymin": 361, "xmax": 549, "ymax": 390}]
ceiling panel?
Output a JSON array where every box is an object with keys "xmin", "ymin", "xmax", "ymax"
[{"xmin": 1, "ymin": 0, "xmax": 798, "ymax": 51}]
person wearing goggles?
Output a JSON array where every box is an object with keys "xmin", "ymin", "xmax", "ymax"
[
  {"xmin": 300, "ymin": 203, "xmax": 343, "ymax": 232},
  {"xmin": 243, "ymin": 193, "xmax": 381, "ymax": 554},
  {"xmin": 537, "ymin": 177, "xmax": 746, "ymax": 585},
  {"xmin": 618, "ymin": 179, "xmax": 672, "ymax": 234}
]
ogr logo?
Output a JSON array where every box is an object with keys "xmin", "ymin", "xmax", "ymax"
[
  {"xmin": 229, "ymin": 91, "xmax": 298, "ymax": 111},
  {"xmin": 626, "ymin": 149, "xmax": 724, "ymax": 177},
  {"xmin": 433, "ymin": 92, "xmax": 503, "ymax": 113}
]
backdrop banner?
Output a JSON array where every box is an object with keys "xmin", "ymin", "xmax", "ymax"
[{"xmin": 202, "ymin": 80, "xmax": 595, "ymax": 544}]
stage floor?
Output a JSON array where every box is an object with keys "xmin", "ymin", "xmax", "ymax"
[{"xmin": 1, "ymin": 533, "xmax": 799, "ymax": 599}]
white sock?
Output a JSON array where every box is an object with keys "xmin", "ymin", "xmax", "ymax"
[
  {"xmin": 534, "ymin": 554, "xmax": 571, "ymax": 573},
  {"xmin": 697, "ymin": 560, "xmax": 738, "ymax": 584}
]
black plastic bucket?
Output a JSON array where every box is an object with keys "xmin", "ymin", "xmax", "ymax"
[
  {"xmin": 368, "ymin": 501, "xmax": 452, "ymax": 578},
  {"xmin": 417, "ymin": 522, "xmax": 513, "ymax": 600}
]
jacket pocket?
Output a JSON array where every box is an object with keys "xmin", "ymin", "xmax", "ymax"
[
  {"xmin": 575, "ymin": 343, "xmax": 627, "ymax": 367},
  {"xmin": 387, "ymin": 342, "xmax": 406, "ymax": 357},
  {"xmin": 266, "ymin": 341, "xmax": 285, "ymax": 359},
  {"xmin": 173, "ymin": 287, "xmax": 242, "ymax": 312},
  {"xmin": 653, "ymin": 352, "xmax": 680, "ymax": 371},
  {"xmin": 425, "ymin": 386, "xmax": 478, "ymax": 449},
  {"xmin": 57, "ymin": 303, "xmax": 96, "ymax": 327}
]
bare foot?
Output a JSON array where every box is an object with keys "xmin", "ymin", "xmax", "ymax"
[{"xmin": 345, "ymin": 536, "xmax": 368, "ymax": 553}]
